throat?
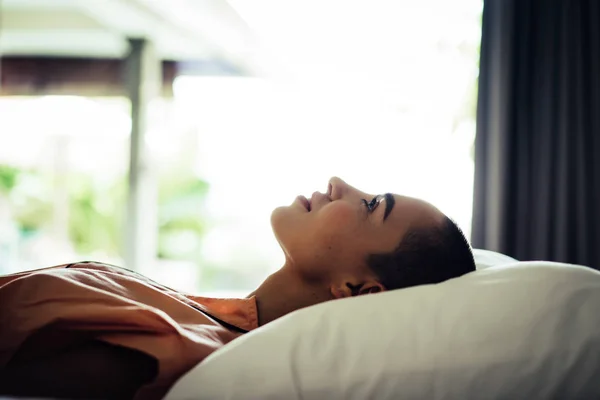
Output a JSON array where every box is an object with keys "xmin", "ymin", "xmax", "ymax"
[{"xmin": 248, "ymin": 266, "xmax": 332, "ymax": 326}]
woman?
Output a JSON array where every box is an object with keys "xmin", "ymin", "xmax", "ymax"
[{"xmin": 0, "ymin": 177, "xmax": 475, "ymax": 399}]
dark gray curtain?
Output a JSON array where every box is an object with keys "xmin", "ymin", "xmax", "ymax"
[{"xmin": 472, "ymin": 0, "xmax": 600, "ymax": 268}]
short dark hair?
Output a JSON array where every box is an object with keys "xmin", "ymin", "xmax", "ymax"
[{"xmin": 366, "ymin": 216, "xmax": 476, "ymax": 290}]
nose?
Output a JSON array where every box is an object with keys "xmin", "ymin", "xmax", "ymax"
[
  {"xmin": 328, "ymin": 176, "xmax": 345, "ymax": 200},
  {"xmin": 328, "ymin": 176, "xmax": 368, "ymax": 201}
]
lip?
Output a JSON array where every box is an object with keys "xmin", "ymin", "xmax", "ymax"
[{"xmin": 296, "ymin": 195, "xmax": 311, "ymax": 211}]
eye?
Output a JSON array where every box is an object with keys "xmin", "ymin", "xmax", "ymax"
[{"xmin": 361, "ymin": 195, "xmax": 382, "ymax": 212}]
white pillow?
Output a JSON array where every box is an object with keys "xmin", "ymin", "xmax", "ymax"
[
  {"xmin": 472, "ymin": 248, "xmax": 518, "ymax": 270},
  {"xmin": 167, "ymin": 261, "xmax": 600, "ymax": 400}
]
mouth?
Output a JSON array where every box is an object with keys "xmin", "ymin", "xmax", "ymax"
[{"xmin": 297, "ymin": 195, "xmax": 311, "ymax": 211}]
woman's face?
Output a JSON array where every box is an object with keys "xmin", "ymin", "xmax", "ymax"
[{"xmin": 271, "ymin": 177, "xmax": 444, "ymax": 284}]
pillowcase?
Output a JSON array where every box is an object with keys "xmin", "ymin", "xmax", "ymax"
[
  {"xmin": 166, "ymin": 261, "xmax": 600, "ymax": 400},
  {"xmin": 472, "ymin": 248, "xmax": 517, "ymax": 269}
]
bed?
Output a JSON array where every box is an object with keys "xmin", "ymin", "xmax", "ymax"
[{"xmin": 166, "ymin": 250, "xmax": 600, "ymax": 399}]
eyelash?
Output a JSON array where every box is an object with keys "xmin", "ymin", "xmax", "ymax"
[{"xmin": 362, "ymin": 196, "xmax": 381, "ymax": 212}]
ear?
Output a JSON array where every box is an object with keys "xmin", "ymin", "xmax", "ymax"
[{"xmin": 330, "ymin": 279, "xmax": 386, "ymax": 299}]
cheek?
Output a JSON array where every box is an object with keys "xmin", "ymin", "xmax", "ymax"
[
  {"xmin": 270, "ymin": 202, "xmax": 367, "ymax": 269},
  {"xmin": 315, "ymin": 203, "xmax": 362, "ymax": 244},
  {"xmin": 305, "ymin": 204, "xmax": 366, "ymax": 271}
]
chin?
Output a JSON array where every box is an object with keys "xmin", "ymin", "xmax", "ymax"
[
  {"xmin": 270, "ymin": 206, "xmax": 300, "ymax": 257},
  {"xmin": 270, "ymin": 205, "xmax": 284, "ymax": 223},
  {"xmin": 270, "ymin": 206, "xmax": 287, "ymax": 240}
]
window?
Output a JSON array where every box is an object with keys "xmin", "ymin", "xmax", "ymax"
[
  {"xmin": 0, "ymin": 96, "xmax": 130, "ymax": 273},
  {"xmin": 1, "ymin": 1, "xmax": 482, "ymax": 296}
]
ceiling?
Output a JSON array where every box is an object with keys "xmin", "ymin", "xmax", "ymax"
[
  {"xmin": 0, "ymin": 0, "xmax": 256, "ymax": 71},
  {"xmin": 0, "ymin": 0, "xmax": 482, "ymax": 83}
]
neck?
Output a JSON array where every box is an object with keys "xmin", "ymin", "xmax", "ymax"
[{"xmin": 248, "ymin": 262, "xmax": 333, "ymax": 326}]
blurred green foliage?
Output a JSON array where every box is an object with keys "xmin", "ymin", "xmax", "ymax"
[
  {"xmin": 0, "ymin": 163, "xmax": 209, "ymax": 262},
  {"xmin": 0, "ymin": 166, "xmax": 54, "ymax": 232},
  {"xmin": 68, "ymin": 174, "xmax": 126, "ymax": 255},
  {"xmin": 0, "ymin": 165, "xmax": 20, "ymax": 194},
  {"xmin": 158, "ymin": 173, "xmax": 209, "ymax": 261}
]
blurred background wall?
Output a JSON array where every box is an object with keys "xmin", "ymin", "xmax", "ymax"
[{"xmin": 0, "ymin": 0, "xmax": 482, "ymax": 295}]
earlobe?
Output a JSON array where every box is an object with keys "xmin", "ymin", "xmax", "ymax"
[
  {"xmin": 330, "ymin": 284, "xmax": 353, "ymax": 299},
  {"xmin": 358, "ymin": 281, "xmax": 386, "ymax": 296},
  {"xmin": 330, "ymin": 280, "xmax": 386, "ymax": 299}
]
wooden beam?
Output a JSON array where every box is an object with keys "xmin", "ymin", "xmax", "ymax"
[{"xmin": 0, "ymin": 56, "xmax": 177, "ymax": 97}]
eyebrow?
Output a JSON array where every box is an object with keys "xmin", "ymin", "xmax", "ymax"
[{"xmin": 382, "ymin": 193, "xmax": 395, "ymax": 222}]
